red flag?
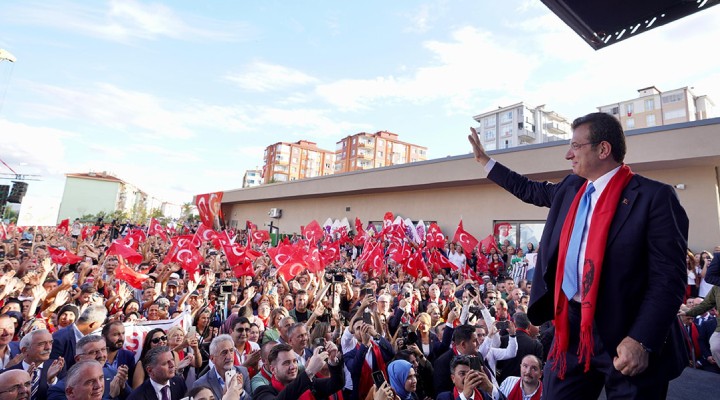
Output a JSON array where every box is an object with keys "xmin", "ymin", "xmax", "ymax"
[
  {"xmin": 174, "ymin": 240, "xmax": 203, "ymax": 276},
  {"xmin": 429, "ymin": 249, "xmax": 456, "ymax": 272},
  {"xmin": 405, "ymin": 251, "xmax": 430, "ymax": 278},
  {"xmin": 388, "ymin": 242, "xmax": 409, "ymax": 264},
  {"xmin": 276, "ymin": 250, "xmax": 308, "ymax": 281},
  {"xmin": 106, "ymin": 241, "xmax": 143, "ymax": 264},
  {"xmin": 267, "ymin": 242, "xmax": 296, "ymax": 268},
  {"xmin": 302, "ymin": 220, "xmax": 323, "ymax": 243},
  {"xmin": 479, "ymin": 234, "xmax": 498, "ymax": 253},
  {"xmin": 321, "ymin": 241, "xmax": 341, "ymax": 265},
  {"xmin": 246, "ymin": 220, "xmax": 258, "ymax": 231},
  {"xmin": 47, "ymin": 247, "xmax": 83, "ymax": 265},
  {"xmin": 453, "ymin": 220, "xmax": 479, "ymax": 255},
  {"xmin": 163, "ymin": 235, "xmax": 196, "ymax": 265},
  {"xmin": 57, "ymin": 219, "xmax": 70, "ymax": 235},
  {"xmin": 359, "ymin": 242, "xmax": 384, "ymax": 275},
  {"xmin": 148, "ymin": 218, "xmax": 168, "ymax": 240},
  {"xmin": 223, "ymin": 244, "xmax": 248, "ymax": 267},
  {"xmin": 425, "ymin": 223, "xmax": 445, "ymax": 249},
  {"xmin": 383, "ymin": 212, "xmax": 394, "ymax": 227},
  {"xmin": 114, "ymin": 256, "xmax": 148, "ymax": 289},
  {"xmin": 195, "ymin": 223, "xmax": 218, "ymax": 243},
  {"xmin": 476, "ymin": 253, "xmax": 489, "ymax": 274},
  {"xmin": 250, "ymin": 230, "xmax": 270, "ymax": 245},
  {"xmin": 196, "ymin": 191, "xmax": 223, "ymax": 229},
  {"xmin": 232, "ymin": 259, "xmax": 255, "ymax": 277},
  {"xmin": 305, "ymin": 243, "xmax": 325, "ymax": 273}
]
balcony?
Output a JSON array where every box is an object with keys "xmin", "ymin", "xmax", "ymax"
[
  {"xmin": 517, "ymin": 129, "xmax": 537, "ymax": 142},
  {"xmin": 544, "ymin": 122, "xmax": 565, "ymax": 135},
  {"xmin": 358, "ymin": 139, "xmax": 375, "ymax": 149}
]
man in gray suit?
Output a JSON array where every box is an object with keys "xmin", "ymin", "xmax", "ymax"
[{"xmin": 193, "ymin": 334, "xmax": 251, "ymax": 399}]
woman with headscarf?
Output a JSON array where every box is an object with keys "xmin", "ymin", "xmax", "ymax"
[{"xmin": 387, "ymin": 359, "xmax": 419, "ymax": 400}]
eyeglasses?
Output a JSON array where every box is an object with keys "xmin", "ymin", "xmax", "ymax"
[
  {"xmin": 235, "ymin": 327, "xmax": 250, "ymax": 333},
  {"xmin": 569, "ymin": 142, "xmax": 598, "ymax": 151},
  {"xmin": 151, "ymin": 336, "xmax": 168, "ymax": 344},
  {"xmin": 0, "ymin": 381, "xmax": 31, "ymax": 394}
]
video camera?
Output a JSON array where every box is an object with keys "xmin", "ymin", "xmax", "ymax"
[
  {"xmin": 398, "ymin": 323, "xmax": 418, "ymax": 350},
  {"xmin": 324, "ymin": 267, "xmax": 352, "ymax": 284}
]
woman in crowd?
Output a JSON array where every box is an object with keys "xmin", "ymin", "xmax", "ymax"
[
  {"xmin": 262, "ymin": 306, "xmax": 289, "ymax": 344},
  {"xmin": 387, "ymin": 359, "xmax": 419, "ymax": 400},
  {"xmin": 687, "ymin": 250, "xmax": 701, "ymax": 298},
  {"xmin": 698, "ymin": 251, "xmax": 714, "ymax": 297},
  {"xmin": 132, "ymin": 328, "xmax": 168, "ymax": 388},
  {"xmin": 412, "ymin": 312, "xmax": 441, "ymax": 362}
]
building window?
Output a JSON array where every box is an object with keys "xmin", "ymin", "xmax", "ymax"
[
  {"xmin": 501, "ymin": 138, "xmax": 513, "ymax": 149},
  {"xmin": 500, "ymin": 125, "xmax": 513, "ymax": 138},
  {"xmin": 485, "ymin": 129, "xmax": 496, "ymax": 141},
  {"xmin": 611, "ymin": 106, "xmax": 619, "ymax": 115},
  {"xmin": 626, "ymin": 118, "xmax": 635, "ymax": 129},
  {"xmin": 662, "ymin": 93, "xmax": 683, "ymax": 104},
  {"xmin": 664, "ymin": 109, "xmax": 686, "ymax": 120},
  {"xmin": 625, "ymin": 103, "xmax": 634, "ymax": 115},
  {"xmin": 493, "ymin": 220, "xmax": 545, "ymax": 251},
  {"xmin": 646, "ymin": 114, "xmax": 656, "ymax": 126},
  {"xmin": 645, "ymin": 99, "xmax": 655, "ymax": 111},
  {"xmin": 483, "ymin": 117, "xmax": 496, "ymax": 127},
  {"xmin": 485, "ymin": 141, "xmax": 497, "ymax": 151},
  {"xmin": 500, "ymin": 111, "xmax": 513, "ymax": 123}
]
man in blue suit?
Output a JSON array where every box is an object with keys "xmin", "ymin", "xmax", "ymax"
[
  {"xmin": 468, "ymin": 112, "xmax": 688, "ymax": 399},
  {"xmin": 192, "ymin": 334, "xmax": 251, "ymax": 400},
  {"xmin": 127, "ymin": 346, "xmax": 186, "ymax": 400},
  {"xmin": 0, "ymin": 315, "xmax": 21, "ymax": 370},
  {"xmin": 50, "ymin": 304, "xmax": 107, "ymax": 369}
]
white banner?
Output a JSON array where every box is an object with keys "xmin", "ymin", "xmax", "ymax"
[{"xmin": 122, "ymin": 309, "xmax": 194, "ymax": 362}]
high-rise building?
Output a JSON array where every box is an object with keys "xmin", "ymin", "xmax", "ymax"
[
  {"xmin": 242, "ymin": 169, "xmax": 263, "ymax": 188},
  {"xmin": 262, "ymin": 140, "xmax": 335, "ymax": 184},
  {"xmin": 473, "ymin": 103, "xmax": 571, "ymax": 151},
  {"xmin": 334, "ymin": 131, "xmax": 427, "ymax": 173},
  {"xmin": 597, "ymin": 86, "xmax": 716, "ymax": 131}
]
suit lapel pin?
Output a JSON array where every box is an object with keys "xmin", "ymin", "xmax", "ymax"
[{"xmin": 622, "ymin": 198, "xmax": 629, "ymax": 205}]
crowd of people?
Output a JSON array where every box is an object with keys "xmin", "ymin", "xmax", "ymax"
[{"xmin": 0, "ymin": 217, "xmax": 716, "ymax": 400}]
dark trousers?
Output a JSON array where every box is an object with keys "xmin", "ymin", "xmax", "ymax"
[{"xmin": 541, "ymin": 301, "xmax": 669, "ymax": 400}]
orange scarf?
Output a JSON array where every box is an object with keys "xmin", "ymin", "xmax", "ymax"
[{"xmin": 550, "ymin": 165, "xmax": 633, "ymax": 378}]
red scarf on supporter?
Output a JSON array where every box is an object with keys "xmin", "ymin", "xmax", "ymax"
[
  {"xmin": 508, "ymin": 379, "xmax": 542, "ymax": 400},
  {"xmin": 550, "ymin": 165, "xmax": 633, "ymax": 378},
  {"xmin": 234, "ymin": 341, "xmax": 257, "ymax": 377},
  {"xmin": 358, "ymin": 341, "xmax": 388, "ymax": 400},
  {"xmin": 271, "ymin": 375, "xmax": 315, "ymax": 400},
  {"xmin": 454, "ymin": 386, "xmax": 483, "ymax": 400}
]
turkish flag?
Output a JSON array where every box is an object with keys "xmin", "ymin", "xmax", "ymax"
[
  {"xmin": 250, "ymin": 230, "xmax": 270, "ymax": 245},
  {"xmin": 476, "ymin": 253, "xmax": 489, "ymax": 274},
  {"xmin": 47, "ymin": 247, "xmax": 83, "ymax": 265},
  {"xmin": 303, "ymin": 220, "xmax": 323, "ymax": 243},
  {"xmin": 276, "ymin": 250, "xmax": 308, "ymax": 281},
  {"xmin": 233, "ymin": 259, "xmax": 255, "ymax": 277},
  {"xmin": 321, "ymin": 241, "xmax": 341, "ymax": 265},
  {"xmin": 148, "ymin": 218, "xmax": 168, "ymax": 240},
  {"xmin": 405, "ymin": 251, "xmax": 430, "ymax": 278},
  {"xmin": 425, "ymin": 223, "xmax": 445, "ymax": 249},
  {"xmin": 383, "ymin": 223, "xmax": 407, "ymax": 244},
  {"xmin": 453, "ymin": 220, "xmax": 479, "ymax": 255},
  {"xmin": 173, "ymin": 240, "xmax": 203, "ymax": 276},
  {"xmin": 82, "ymin": 226, "xmax": 100, "ymax": 240},
  {"xmin": 195, "ymin": 191, "xmax": 223, "ymax": 230},
  {"xmin": 106, "ymin": 241, "xmax": 143, "ymax": 264},
  {"xmin": 429, "ymin": 249, "xmax": 456, "ymax": 272},
  {"xmin": 479, "ymin": 234, "xmax": 498, "ymax": 253},
  {"xmin": 305, "ymin": 243, "xmax": 325, "ymax": 273},
  {"xmin": 267, "ymin": 242, "xmax": 296, "ymax": 267},
  {"xmin": 246, "ymin": 220, "xmax": 257, "ymax": 231},
  {"xmin": 195, "ymin": 223, "xmax": 218, "ymax": 244},
  {"xmin": 215, "ymin": 231, "xmax": 234, "ymax": 247},
  {"xmin": 115, "ymin": 256, "xmax": 148, "ymax": 289},
  {"xmin": 57, "ymin": 219, "xmax": 70, "ymax": 235},
  {"xmin": 388, "ymin": 242, "xmax": 409, "ymax": 264},
  {"xmin": 163, "ymin": 235, "xmax": 195, "ymax": 265},
  {"xmin": 128, "ymin": 229, "xmax": 147, "ymax": 248},
  {"xmin": 383, "ymin": 212, "xmax": 394, "ymax": 227},
  {"xmin": 360, "ymin": 242, "xmax": 385, "ymax": 275}
]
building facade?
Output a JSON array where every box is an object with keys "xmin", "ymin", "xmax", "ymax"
[
  {"xmin": 57, "ymin": 172, "xmax": 148, "ymax": 222},
  {"xmin": 242, "ymin": 170, "xmax": 263, "ymax": 188},
  {"xmin": 597, "ymin": 86, "xmax": 716, "ymax": 131},
  {"xmin": 262, "ymin": 140, "xmax": 335, "ymax": 184},
  {"xmin": 473, "ymin": 103, "xmax": 572, "ymax": 151},
  {"xmin": 334, "ymin": 131, "xmax": 427, "ymax": 173},
  {"xmin": 222, "ymin": 118, "xmax": 720, "ymax": 252}
]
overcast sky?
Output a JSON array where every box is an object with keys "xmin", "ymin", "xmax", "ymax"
[{"xmin": 1, "ymin": 0, "xmax": 719, "ymax": 213}]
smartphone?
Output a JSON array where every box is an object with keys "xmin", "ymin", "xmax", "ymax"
[
  {"xmin": 363, "ymin": 288, "xmax": 374, "ymax": 296},
  {"xmin": 469, "ymin": 356, "xmax": 482, "ymax": 371},
  {"xmin": 372, "ymin": 370, "xmax": 386, "ymax": 388},
  {"xmin": 362, "ymin": 309, "xmax": 373, "ymax": 325},
  {"xmin": 225, "ymin": 368, "xmax": 237, "ymax": 384},
  {"xmin": 187, "ymin": 326, "xmax": 197, "ymax": 339}
]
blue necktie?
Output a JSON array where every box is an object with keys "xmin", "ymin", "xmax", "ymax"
[{"xmin": 562, "ymin": 183, "xmax": 595, "ymax": 299}]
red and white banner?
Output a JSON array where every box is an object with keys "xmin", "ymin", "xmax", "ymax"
[{"xmin": 121, "ymin": 309, "xmax": 194, "ymax": 362}]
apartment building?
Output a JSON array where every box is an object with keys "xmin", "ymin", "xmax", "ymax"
[
  {"xmin": 57, "ymin": 171, "xmax": 148, "ymax": 222},
  {"xmin": 473, "ymin": 103, "xmax": 572, "ymax": 151},
  {"xmin": 334, "ymin": 131, "xmax": 427, "ymax": 173},
  {"xmin": 262, "ymin": 140, "xmax": 335, "ymax": 183},
  {"xmin": 597, "ymin": 86, "xmax": 716, "ymax": 130},
  {"xmin": 242, "ymin": 169, "xmax": 263, "ymax": 188}
]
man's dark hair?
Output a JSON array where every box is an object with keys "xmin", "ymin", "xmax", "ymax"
[
  {"xmin": 513, "ymin": 312, "xmax": 531, "ymax": 330},
  {"xmin": 231, "ymin": 316, "xmax": 251, "ymax": 331},
  {"xmin": 77, "ymin": 334, "xmax": 106, "ymax": 353},
  {"xmin": 393, "ymin": 349, "xmax": 415, "ymax": 363},
  {"xmin": 144, "ymin": 345, "xmax": 171, "ymax": 367},
  {"xmin": 450, "ymin": 355, "xmax": 472, "ymax": 374},
  {"xmin": 268, "ymin": 343, "xmax": 293, "ymax": 365},
  {"xmin": 571, "ymin": 112, "xmax": 626, "ymax": 163},
  {"xmin": 101, "ymin": 320, "xmax": 124, "ymax": 337},
  {"xmin": 452, "ymin": 324, "xmax": 476, "ymax": 344},
  {"xmin": 295, "ymin": 289, "xmax": 308, "ymax": 298}
]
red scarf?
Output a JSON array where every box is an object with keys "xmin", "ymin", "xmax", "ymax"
[
  {"xmin": 453, "ymin": 386, "xmax": 483, "ymax": 400},
  {"xmin": 550, "ymin": 165, "xmax": 633, "ymax": 378},
  {"xmin": 508, "ymin": 379, "xmax": 542, "ymax": 400},
  {"xmin": 234, "ymin": 341, "xmax": 257, "ymax": 377},
  {"xmin": 271, "ymin": 375, "xmax": 315, "ymax": 400},
  {"xmin": 358, "ymin": 341, "xmax": 388, "ymax": 400}
]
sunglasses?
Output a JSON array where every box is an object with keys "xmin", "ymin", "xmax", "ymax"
[{"xmin": 151, "ymin": 336, "xmax": 168, "ymax": 344}]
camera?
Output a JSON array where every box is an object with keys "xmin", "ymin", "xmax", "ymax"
[
  {"xmin": 313, "ymin": 337, "xmax": 326, "ymax": 352},
  {"xmin": 399, "ymin": 323, "xmax": 418, "ymax": 350},
  {"xmin": 468, "ymin": 306, "xmax": 483, "ymax": 318},
  {"xmin": 324, "ymin": 267, "xmax": 352, "ymax": 283},
  {"xmin": 363, "ymin": 288, "xmax": 374, "ymax": 296}
]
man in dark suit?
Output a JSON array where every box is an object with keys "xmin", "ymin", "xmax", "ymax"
[
  {"xmin": 496, "ymin": 312, "xmax": 543, "ymax": 385},
  {"xmin": 127, "ymin": 346, "xmax": 185, "ymax": 400},
  {"xmin": 50, "ymin": 304, "xmax": 107, "ymax": 369},
  {"xmin": 48, "ymin": 334, "xmax": 131, "ymax": 400},
  {"xmin": 436, "ymin": 355, "xmax": 495, "ymax": 400},
  {"xmin": 343, "ymin": 318, "xmax": 395, "ymax": 400},
  {"xmin": 64, "ymin": 360, "xmax": 105, "ymax": 400},
  {"xmin": 432, "ymin": 324, "xmax": 486, "ymax": 395},
  {"xmin": 0, "ymin": 315, "xmax": 21, "ymax": 370},
  {"xmin": 469, "ymin": 112, "xmax": 689, "ymax": 399},
  {"xmin": 703, "ymin": 249, "xmax": 720, "ymax": 286},
  {"xmin": 2, "ymin": 329, "xmax": 64, "ymax": 400},
  {"xmin": 254, "ymin": 343, "xmax": 345, "ymax": 400},
  {"xmin": 192, "ymin": 334, "xmax": 251, "ymax": 400}
]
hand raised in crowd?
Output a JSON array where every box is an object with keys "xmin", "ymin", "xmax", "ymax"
[
  {"xmin": 374, "ymin": 381, "xmax": 398, "ymax": 400},
  {"xmin": 463, "ymin": 369, "xmax": 493, "ymax": 397},
  {"xmin": 109, "ymin": 364, "xmax": 129, "ymax": 397},
  {"xmin": 41, "ymin": 257, "xmax": 54, "ymax": 274},
  {"xmin": 507, "ymin": 320, "xmax": 517, "ymax": 336},
  {"xmin": 31, "ymin": 285, "xmax": 46, "ymax": 301},
  {"xmin": 177, "ymin": 354, "xmax": 195, "ymax": 370},
  {"xmin": 0, "ymin": 270, "xmax": 16, "ymax": 287},
  {"xmin": 5, "ymin": 352, "xmax": 25, "ymax": 369},
  {"xmin": 47, "ymin": 357, "xmax": 65, "ymax": 382},
  {"xmin": 61, "ymin": 271, "xmax": 76, "ymax": 288},
  {"xmin": 325, "ymin": 340, "xmax": 341, "ymax": 366},
  {"xmin": 447, "ymin": 305, "xmax": 461, "ymax": 325},
  {"xmin": 313, "ymin": 302, "xmax": 326, "ymax": 317},
  {"xmin": 54, "ymin": 290, "xmax": 70, "ymax": 307},
  {"xmin": 305, "ymin": 345, "xmax": 329, "ymax": 377},
  {"xmin": 468, "ymin": 127, "xmax": 491, "ymax": 165},
  {"xmin": 244, "ymin": 349, "xmax": 261, "ymax": 368}
]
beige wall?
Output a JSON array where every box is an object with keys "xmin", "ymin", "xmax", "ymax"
[{"xmin": 223, "ymin": 119, "xmax": 720, "ymax": 251}]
